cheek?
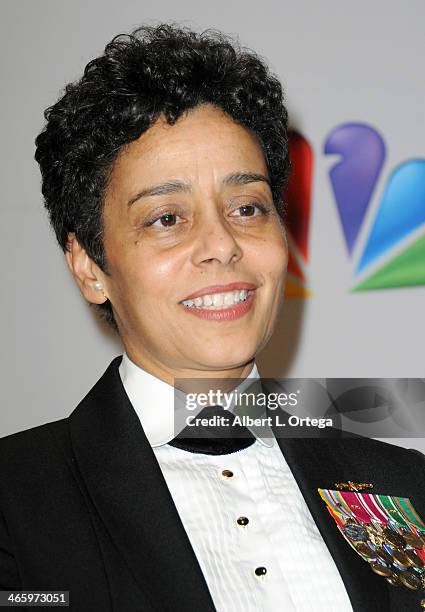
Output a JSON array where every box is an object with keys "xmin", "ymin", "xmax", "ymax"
[
  {"xmin": 252, "ymin": 232, "xmax": 288, "ymax": 276},
  {"xmin": 272, "ymin": 227, "xmax": 288, "ymax": 268},
  {"xmin": 121, "ymin": 249, "xmax": 182, "ymax": 303}
]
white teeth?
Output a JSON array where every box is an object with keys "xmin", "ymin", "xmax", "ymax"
[
  {"xmin": 224, "ymin": 292, "xmax": 234, "ymax": 306},
  {"xmin": 181, "ymin": 289, "xmax": 253, "ymax": 310}
]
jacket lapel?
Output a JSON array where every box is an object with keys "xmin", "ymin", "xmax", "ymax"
[{"xmin": 68, "ymin": 356, "xmax": 216, "ymax": 612}]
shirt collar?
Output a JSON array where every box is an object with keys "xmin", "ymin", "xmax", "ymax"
[{"xmin": 119, "ymin": 352, "xmax": 274, "ymax": 448}]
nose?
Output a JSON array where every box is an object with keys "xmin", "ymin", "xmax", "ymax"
[{"xmin": 190, "ymin": 207, "xmax": 243, "ymax": 268}]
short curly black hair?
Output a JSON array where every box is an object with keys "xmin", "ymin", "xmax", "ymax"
[{"xmin": 35, "ymin": 22, "xmax": 291, "ymax": 332}]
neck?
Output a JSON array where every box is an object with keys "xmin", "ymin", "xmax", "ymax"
[{"xmin": 123, "ymin": 347, "xmax": 256, "ymax": 392}]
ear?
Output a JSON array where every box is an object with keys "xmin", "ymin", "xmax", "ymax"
[{"xmin": 65, "ymin": 233, "xmax": 108, "ymax": 305}]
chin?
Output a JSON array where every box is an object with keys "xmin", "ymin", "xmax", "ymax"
[{"xmin": 194, "ymin": 341, "xmax": 257, "ymax": 371}]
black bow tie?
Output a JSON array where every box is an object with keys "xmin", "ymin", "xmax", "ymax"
[{"xmin": 167, "ymin": 405, "xmax": 256, "ymax": 455}]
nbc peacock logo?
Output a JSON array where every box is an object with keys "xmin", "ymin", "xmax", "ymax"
[{"xmin": 283, "ymin": 123, "xmax": 425, "ymax": 297}]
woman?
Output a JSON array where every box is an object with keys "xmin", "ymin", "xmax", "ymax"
[{"xmin": 1, "ymin": 23, "xmax": 424, "ymax": 612}]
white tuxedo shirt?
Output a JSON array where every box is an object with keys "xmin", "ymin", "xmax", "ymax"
[{"xmin": 119, "ymin": 352, "xmax": 353, "ymax": 611}]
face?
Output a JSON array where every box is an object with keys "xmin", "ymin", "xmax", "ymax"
[{"xmin": 81, "ymin": 103, "xmax": 287, "ymax": 381}]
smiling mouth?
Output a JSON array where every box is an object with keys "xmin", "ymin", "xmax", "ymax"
[{"xmin": 180, "ymin": 288, "xmax": 254, "ymax": 310}]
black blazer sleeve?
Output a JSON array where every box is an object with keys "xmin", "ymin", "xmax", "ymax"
[{"xmin": 0, "ymin": 509, "xmax": 20, "ymax": 589}]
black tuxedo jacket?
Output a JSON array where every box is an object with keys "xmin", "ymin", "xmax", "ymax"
[{"xmin": 1, "ymin": 356, "xmax": 424, "ymax": 611}]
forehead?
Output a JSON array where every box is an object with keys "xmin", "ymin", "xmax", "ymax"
[{"xmin": 110, "ymin": 103, "xmax": 269, "ymax": 187}]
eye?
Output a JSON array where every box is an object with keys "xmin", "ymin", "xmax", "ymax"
[
  {"xmin": 145, "ymin": 212, "xmax": 184, "ymax": 228},
  {"xmin": 230, "ymin": 202, "xmax": 271, "ymax": 217}
]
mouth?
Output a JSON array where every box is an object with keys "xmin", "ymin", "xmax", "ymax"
[
  {"xmin": 179, "ymin": 283, "xmax": 257, "ymax": 321},
  {"xmin": 180, "ymin": 287, "xmax": 254, "ymax": 310}
]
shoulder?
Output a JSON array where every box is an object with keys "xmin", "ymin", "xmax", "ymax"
[
  {"xmin": 404, "ymin": 445, "xmax": 425, "ymax": 461},
  {"xmin": 0, "ymin": 418, "xmax": 70, "ymax": 485},
  {"xmin": 345, "ymin": 436, "xmax": 424, "ymax": 458},
  {"xmin": 0, "ymin": 417, "xmax": 68, "ymax": 451},
  {"xmin": 333, "ymin": 436, "xmax": 425, "ymax": 488},
  {"xmin": 0, "ymin": 356, "xmax": 123, "ymax": 480},
  {"xmin": 0, "ymin": 418, "xmax": 83, "ymax": 530},
  {"xmin": 301, "ymin": 435, "xmax": 425, "ymax": 485},
  {"xmin": 327, "ymin": 435, "xmax": 425, "ymax": 462}
]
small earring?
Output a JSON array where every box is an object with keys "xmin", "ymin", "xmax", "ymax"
[{"xmin": 94, "ymin": 281, "xmax": 104, "ymax": 291}]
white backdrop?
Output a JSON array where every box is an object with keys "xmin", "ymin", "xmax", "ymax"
[{"xmin": 1, "ymin": 0, "xmax": 424, "ymax": 450}]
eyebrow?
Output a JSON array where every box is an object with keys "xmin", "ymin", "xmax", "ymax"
[{"xmin": 127, "ymin": 172, "xmax": 271, "ymax": 208}]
